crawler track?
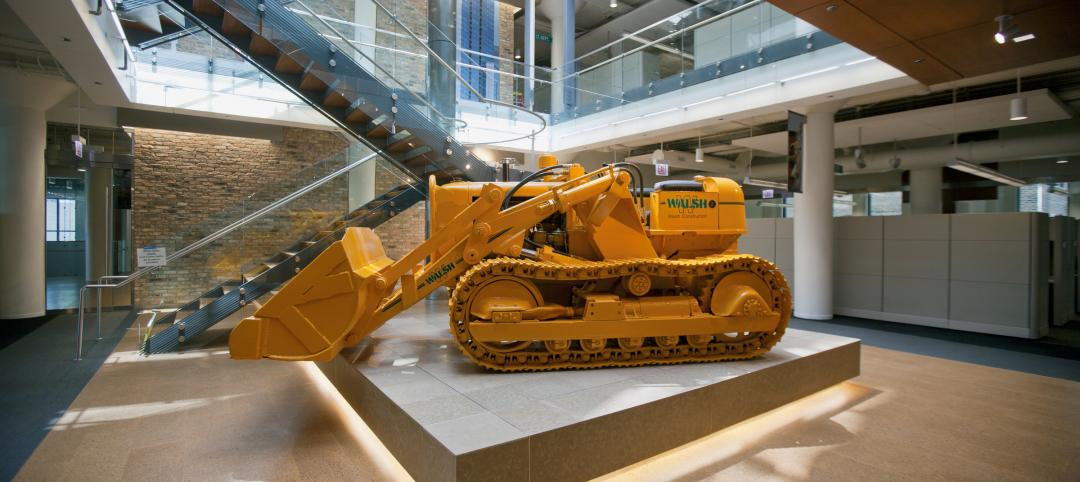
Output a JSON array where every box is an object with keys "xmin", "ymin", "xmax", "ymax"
[{"xmin": 449, "ymin": 255, "xmax": 792, "ymax": 372}]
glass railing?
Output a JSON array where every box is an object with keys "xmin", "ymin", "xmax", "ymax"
[
  {"xmin": 85, "ymin": 0, "xmax": 139, "ymax": 90},
  {"xmin": 545, "ymin": 0, "xmax": 842, "ymax": 123},
  {"xmin": 285, "ymin": 0, "xmax": 546, "ymax": 146},
  {"xmin": 135, "ymin": 140, "xmax": 423, "ymax": 311}
]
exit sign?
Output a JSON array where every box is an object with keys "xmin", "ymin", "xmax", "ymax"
[{"xmin": 536, "ymin": 32, "xmax": 552, "ymax": 43}]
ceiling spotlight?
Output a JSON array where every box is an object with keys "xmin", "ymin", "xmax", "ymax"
[
  {"xmin": 695, "ymin": 136, "xmax": 704, "ymax": 163},
  {"xmin": 994, "ymin": 15, "xmax": 1018, "ymax": 44},
  {"xmin": 1010, "ymin": 72, "xmax": 1027, "ymax": 121}
]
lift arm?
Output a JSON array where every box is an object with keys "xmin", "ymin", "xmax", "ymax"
[{"xmin": 229, "ymin": 166, "xmax": 645, "ymax": 361}]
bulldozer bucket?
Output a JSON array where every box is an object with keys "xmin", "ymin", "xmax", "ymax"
[{"xmin": 229, "ymin": 227, "xmax": 393, "ymax": 361}]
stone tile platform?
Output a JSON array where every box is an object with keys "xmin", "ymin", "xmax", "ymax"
[{"xmin": 317, "ymin": 297, "xmax": 861, "ymax": 482}]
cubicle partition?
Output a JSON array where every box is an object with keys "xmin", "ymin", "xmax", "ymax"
[
  {"xmin": 741, "ymin": 212, "xmax": 1051, "ymax": 338},
  {"xmin": 1049, "ymin": 216, "xmax": 1078, "ymax": 326}
]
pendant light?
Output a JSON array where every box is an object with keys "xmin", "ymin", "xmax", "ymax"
[
  {"xmin": 854, "ymin": 127, "xmax": 866, "ymax": 169},
  {"xmin": 1010, "ymin": 71, "xmax": 1027, "ymax": 121},
  {"xmin": 652, "ymin": 141, "xmax": 665, "ymax": 163},
  {"xmin": 695, "ymin": 136, "xmax": 704, "ymax": 163}
]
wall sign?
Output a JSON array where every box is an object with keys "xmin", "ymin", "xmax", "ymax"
[
  {"xmin": 137, "ymin": 246, "xmax": 167, "ymax": 268},
  {"xmin": 762, "ymin": 189, "xmax": 774, "ymax": 199},
  {"xmin": 655, "ymin": 163, "xmax": 669, "ymax": 176}
]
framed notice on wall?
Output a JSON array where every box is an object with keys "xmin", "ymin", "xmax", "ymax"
[
  {"xmin": 137, "ymin": 246, "xmax": 167, "ymax": 268},
  {"xmin": 787, "ymin": 111, "xmax": 806, "ymax": 193}
]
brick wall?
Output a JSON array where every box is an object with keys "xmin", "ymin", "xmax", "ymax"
[
  {"xmin": 373, "ymin": 164, "xmax": 427, "ymax": 260},
  {"xmin": 375, "ymin": 0, "xmax": 429, "ymax": 94},
  {"xmin": 132, "ymin": 126, "xmax": 429, "ymax": 307},
  {"xmin": 498, "ymin": 2, "xmax": 518, "ymax": 105},
  {"xmin": 132, "ymin": 127, "xmax": 350, "ymax": 307}
]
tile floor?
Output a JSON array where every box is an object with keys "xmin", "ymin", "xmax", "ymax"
[{"xmin": 12, "ymin": 303, "xmax": 1080, "ymax": 481}]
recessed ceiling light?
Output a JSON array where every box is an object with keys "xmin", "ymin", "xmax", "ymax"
[
  {"xmin": 1056, "ymin": 159, "xmax": 1069, "ymax": 164},
  {"xmin": 913, "ymin": 58, "xmax": 924, "ymax": 63},
  {"xmin": 825, "ymin": 4, "xmax": 838, "ymax": 12}
]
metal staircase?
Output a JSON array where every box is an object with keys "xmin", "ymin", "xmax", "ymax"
[
  {"xmin": 141, "ymin": 181, "xmax": 423, "ymax": 353},
  {"xmin": 113, "ymin": 0, "xmax": 540, "ymax": 352},
  {"xmin": 150, "ymin": 0, "xmax": 495, "ymax": 182}
]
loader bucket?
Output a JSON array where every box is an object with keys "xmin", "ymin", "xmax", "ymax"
[{"xmin": 229, "ymin": 227, "xmax": 393, "ymax": 361}]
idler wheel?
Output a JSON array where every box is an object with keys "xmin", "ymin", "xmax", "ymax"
[
  {"xmin": 544, "ymin": 339, "xmax": 570, "ymax": 354},
  {"xmin": 579, "ymin": 338, "xmax": 606, "ymax": 353},
  {"xmin": 655, "ymin": 336, "xmax": 679, "ymax": 348}
]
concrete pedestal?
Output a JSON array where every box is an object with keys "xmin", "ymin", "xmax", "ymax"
[{"xmin": 318, "ymin": 298, "xmax": 861, "ymax": 482}]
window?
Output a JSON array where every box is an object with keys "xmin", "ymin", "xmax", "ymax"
[
  {"xmin": 46, "ymin": 198, "xmax": 77, "ymax": 241},
  {"xmin": 1020, "ymin": 183, "xmax": 1069, "ymax": 217},
  {"xmin": 833, "ymin": 193, "xmax": 854, "ymax": 217},
  {"xmin": 868, "ymin": 191, "xmax": 902, "ymax": 216}
]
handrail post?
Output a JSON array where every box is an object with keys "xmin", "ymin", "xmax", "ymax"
[
  {"xmin": 96, "ymin": 287, "xmax": 103, "ymax": 340},
  {"xmin": 75, "ymin": 286, "xmax": 87, "ymax": 361}
]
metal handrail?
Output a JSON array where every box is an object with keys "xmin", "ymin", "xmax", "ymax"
[
  {"xmin": 336, "ymin": 0, "xmax": 548, "ymax": 145},
  {"xmin": 285, "ymin": 0, "xmax": 468, "ymax": 133},
  {"xmin": 74, "ymin": 151, "xmax": 382, "ymax": 360},
  {"xmin": 569, "ymin": 0, "xmax": 763, "ymax": 80}
]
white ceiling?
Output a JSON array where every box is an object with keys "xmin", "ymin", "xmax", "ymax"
[{"xmin": 732, "ymin": 88, "xmax": 1074, "ymax": 155}]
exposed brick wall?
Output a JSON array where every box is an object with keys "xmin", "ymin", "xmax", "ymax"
[
  {"xmin": 498, "ymin": 2, "xmax": 518, "ymax": 105},
  {"xmin": 374, "ymin": 0, "xmax": 429, "ymax": 94},
  {"xmin": 373, "ymin": 164, "xmax": 427, "ymax": 260},
  {"xmin": 133, "ymin": 127, "xmax": 350, "ymax": 307}
]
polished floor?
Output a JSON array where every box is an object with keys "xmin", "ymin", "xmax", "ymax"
[{"xmin": 11, "ymin": 304, "xmax": 1080, "ymax": 481}]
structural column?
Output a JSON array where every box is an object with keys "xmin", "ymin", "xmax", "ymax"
[
  {"xmin": 523, "ymin": 0, "xmax": 536, "ymax": 110},
  {"xmin": 793, "ymin": 107, "xmax": 837, "ymax": 320},
  {"xmin": 909, "ymin": 167, "xmax": 943, "ymax": 214},
  {"xmin": 428, "ymin": 0, "xmax": 457, "ymax": 122},
  {"xmin": 540, "ymin": 0, "xmax": 576, "ymax": 115},
  {"xmin": 0, "ymin": 103, "xmax": 47, "ymax": 318}
]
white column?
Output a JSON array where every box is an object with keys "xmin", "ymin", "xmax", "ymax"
[
  {"xmin": 353, "ymin": 0, "xmax": 376, "ymax": 72},
  {"xmin": 540, "ymin": 0, "xmax": 575, "ymax": 115},
  {"xmin": 909, "ymin": 167, "xmax": 943, "ymax": 214},
  {"xmin": 0, "ymin": 103, "xmax": 46, "ymax": 318},
  {"xmin": 348, "ymin": 157, "xmax": 376, "ymax": 212},
  {"xmin": 793, "ymin": 108, "xmax": 836, "ymax": 320}
]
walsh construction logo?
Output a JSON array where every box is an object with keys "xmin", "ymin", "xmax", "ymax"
[{"xmin": 663, "ymin": 195, "xmax": 717, "ymax": 212}]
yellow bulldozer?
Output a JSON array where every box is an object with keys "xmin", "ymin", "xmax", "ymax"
[{"xmin": 229, "ymin": 156, "xmax": 792, "ymax": 371}]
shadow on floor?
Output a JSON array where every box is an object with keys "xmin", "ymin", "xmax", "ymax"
[
  {"xmin": 0, "ymin": 309, "xmax": 135, "ymax": 481},
  {"xmin": 792, "ymin": 316, "xmax": 1080, "ymax": 382}
]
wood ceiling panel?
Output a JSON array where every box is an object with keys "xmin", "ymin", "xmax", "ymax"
[
  {"xmin": 764, "ymin": 0, "xmax": 831, "ymax": 15},
  {"xmin": 915, "ymin": 2, "xmax": 1080, "ymax": 78},
  {"xmin": 872, "ymin": 42, "xmax": 961, "ymax": 85},
  {"xmin": 844, "ymin": 0, "xmax": 1051, "ymax": 40},
  {"xmin": 794, "ymin": 1, "xmax": 906, "ymax": 52},
  {"xmin": 772, "ymin": 0, "xmax": 1080, "ymax": 85}
]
